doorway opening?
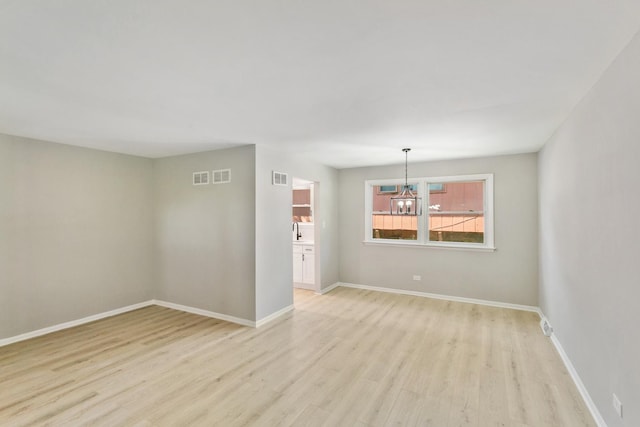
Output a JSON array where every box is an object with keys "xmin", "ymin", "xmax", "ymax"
[{"xmin": 291, "ymin": 177, "xmax": 320, "ymax": 295}]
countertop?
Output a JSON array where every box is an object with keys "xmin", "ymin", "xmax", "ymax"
[{"xmin": 293, "ymin": 240, "xmax": 314, "ymax": 245}]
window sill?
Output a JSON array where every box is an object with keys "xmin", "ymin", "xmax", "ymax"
[{"xmin": 362, "ymin": 240, "xmax": 496, "ymax": 252}]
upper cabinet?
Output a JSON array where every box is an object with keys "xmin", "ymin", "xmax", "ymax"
[{"xmin": 292, "ymin": 186, "xmax": 313, "ymax": 223}]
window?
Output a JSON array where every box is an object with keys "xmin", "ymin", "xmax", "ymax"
[
  {"xmin": 429, "ymin": 183, "xmax": 445, "ymax": 192},
  {"xmin": 293, "ymin": 186, "xmax": 313, "ymax": 223},
  {"xmin": 377, "ymin": 184, "xmax": 418, "ymax": 194},
  {"xmin": 378, "ymin": 185, "xmax": 398, "ymax": 193},
  {"xmin": 371, "ymin": 183, "xmax": 419, "ymax": 240},
  {"xmin": 365, "ymin": 174, "xmax": 494, "ymax": 249}
]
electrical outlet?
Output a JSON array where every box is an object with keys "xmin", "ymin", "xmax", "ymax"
[
  {"xmin": 612, "ymin": 393, "xmax": 623, "ymax": 418},
  {"xmin": 412, "ymin": 275, "xmax": 421, "ymax": 281}
]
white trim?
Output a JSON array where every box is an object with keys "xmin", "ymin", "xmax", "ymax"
[
  {"xmin": 316, "ymin": 282, "xmax": 340, "ymax": 295},
  {"xmin": 331, "ymin": 282, "xmax": 602, "ymax": 426},
  {"xmin": 0, "ymin": 300, "xmax": 155, "ymax": 347},
  {"xmin": 362, "ymin": 240, "xmax": 496, "ymax": 252},
  {"xmin": 337, "ymin": 282, "xmax": 539, "ymax": 313},
  {"xmin": 534, "ymin": 306, "xmax": 544, "ymax": 319},
  {"xmin": 212, "ymin": 168, "xmax": 231, "ymax": 184},
  {"xmin": 365, "ymin": 173, "xmax": 495, "ymax": 250},
  {"xmin": 549, "ymin": 333, "xmax": 607, "ymax": 427},
  {"xmin": 256, "ymin": 304, "xmax": 294, "ymax": 328},
  {"xmin": 272, "ymin": 170, "xmax": 289, "ymax": 186},
  {"xmin": 192, "ymin": 171, "xmax": 209, "ymax": 186},
  {"xmin": 152, "ymin": 300, "xmax": 255, "ymax": 327},
  {"xmin": 0, "ymin": 299, "xmax": 290, "ymax": 346},
  {"xmin": 484, "ymin": 174, "xmax": 494, "ymax": 248},
  {"xmin": 366, "ymin": 174, "xmax": 492, "ymax": 187}
]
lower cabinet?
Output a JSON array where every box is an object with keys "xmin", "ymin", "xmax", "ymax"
[{"xmin": 293, "ymin": 244, "xmax": 314, "ymax": 289}]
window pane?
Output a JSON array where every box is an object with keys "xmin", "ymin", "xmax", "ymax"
[
  {"xmin": 372, "ymin": 184, "xmax": 418, "ymax": 240},
  {"xmin": 428, "ymin": 181, "xmax": 484, "ymax": 243},
  {"xmin": 429, "ymin": 183, "xmax": 444, "ymax": 192},
  {"xmin": 292, "ymin": 188, "xmax": 313, "ymax": 222},
  {"xmin": 378, "ymin": 185, "xmax": 398, "ymax": 193}
]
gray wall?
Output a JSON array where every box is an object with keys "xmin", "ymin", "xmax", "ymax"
[
  {"xmin": 255, "ymin": 145, "xmax": 293, "ymax": 320},
  {"xmin": 0, "ymin": 134, "xmax": 154, "ymax": 339},
  {"xmin": 255, "ymin": 146, "xmax": 340, "ymax": 320},
  {"xmin": 1, "ymin": 138, "xmax": 337, "ymax": 334},
  {"xmin": 339, "ymin": 153, "xmax": 538, "ymax": 306},
  {"xmin": 283, "ymin": 153, "xmax": 340, "ymax": 293},
  {"xmin": 153, "ymin": 146, "xmax": 256, "ymax": 321},
  {"xmin": 539, "ymin": 31, "xmax": 640, "ymax": 427}
]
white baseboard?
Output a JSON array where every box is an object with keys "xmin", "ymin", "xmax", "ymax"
[
  {"xmin": 337, "ymin": 282, "xmax": 540, "ymax": 313},
  {"xmin": 549, "ymin": 333, "xmax": 607, "ymax": 427},
  {"xmin": 316, "ymin": 282, "xmax": 340, "ymax": 295},
  {"xmin": 0, "ymin": 298, "xmax": 295, "ymax": 346},
  {"xmin": 334, "ymin": 282, "xmax": 601, "ymax": 425},
  {"xmin": 256, "ymin": 304, "xmax": 294, "ymax": 328},
  {"xmin": 152, "ymin": 300, "xmax": 255, "ymax": 327},
  {"xmin": 293, "ymin": 282, "xmax": 315, "ymax": 291},
  {"xmin": 0, "ymin": 300, "xmax": 154, "ymax": 347},
  {"xmin": 154, "ymin": 300, "xmax": 293, "ymax": 329}
]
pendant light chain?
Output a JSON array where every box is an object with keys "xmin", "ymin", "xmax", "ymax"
[
  {"xmin": 405, "ymin": 149, "xmax": 408, "ymax": 186},
  {"xmin": 403, "ymin": 148, "xmax": 410, "ymax": 188}
]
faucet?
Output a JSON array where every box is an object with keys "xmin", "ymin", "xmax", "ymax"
[{"xmin": 293, "ymin": 222, "xmax": 302, "ymax": 241}]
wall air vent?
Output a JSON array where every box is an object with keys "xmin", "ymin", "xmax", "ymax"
[
  {"xmin": 273, "ymin": 171, "xmax": 288, "ymax": 186},
  {"xmin": 213, "ymin": 169, "xmax": 231, "ymax": 184},
  {"xmin": 193, "ymin": 171, "xmax": 209, "ymax": 186}
]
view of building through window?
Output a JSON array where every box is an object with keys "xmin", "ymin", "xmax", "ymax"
[
  {"xmin": 427, "ymin": 181, "xmax": 484, "ymax": 243},
  {"xmin": 371, "ymin": 183, "xmax": 419, "ymax": 240},
  {"xmin": 371, "ymin": 181, "xmax": 485, "ymax": 244}
]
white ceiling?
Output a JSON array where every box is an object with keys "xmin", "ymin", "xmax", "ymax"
[{"xmin": 1, "ymin": 1, "xmax": 639, "ymax": 168}]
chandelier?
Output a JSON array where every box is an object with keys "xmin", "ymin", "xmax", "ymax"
[{"xmin": 390, "ymin": 148, "xmax": 422, "ymax": 216}]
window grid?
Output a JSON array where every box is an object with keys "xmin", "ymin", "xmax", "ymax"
[{"xmin": 365, "ymin": 174, "xmax": 494, "ymax": 249}]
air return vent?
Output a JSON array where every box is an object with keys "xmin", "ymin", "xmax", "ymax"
[
  {"xmin": 193, "ymin": 171, "xmax": 209, "ymax": 186},
  {"xmin": 272, "ymin": 171, "xmax": 288, "ymax": 186},
  {"xmin": 540, "ymin": 317, "xmax": 553, "ymax": 337},
  {"xmin": 213, "ymin": 169, "xmax": 231, "ymax": 184}
]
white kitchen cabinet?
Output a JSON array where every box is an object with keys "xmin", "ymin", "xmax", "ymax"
[
  {"xmin": 302, "ymin": 247, "xmax": 314, "ymax": 284},
  {"xmin": 293, "ymin": 244, "xmax": 314, "ymax": 289},
  {"xmin": 293, "ymin": 251, "xmax": 304, "ymax": 283}
]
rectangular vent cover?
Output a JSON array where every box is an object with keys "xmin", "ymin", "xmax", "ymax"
[
  {"xmin": 540, "ymin": 318, "xmax": 553, "ymax": 337},
  {"xmin": 273, "ymin": 171, "xmax": 288, "ymax": 186},
  {"xmin": 213, "ymin": 169, "xmax": 231, "ymax": 184},
  {"xmin": 193, "ymin": 171, "xmax": 209, "ymax": 186}
]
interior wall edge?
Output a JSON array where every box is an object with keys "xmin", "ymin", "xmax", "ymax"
[
  {"xmin": 0, "ymin": 298, "xmax": 301, "ymax": 346},
  {"xmin": 336, "ymin": 282, "xmax": 541, "ymax": 314},
  {"xmin": 153, "ymin": 300, "xmax": 256, "ymax": 328},
  {"xmin": 543, "ymin": 317, "xmax": 608, "ymax": 427},
  {"xmin": 0, "ymin": 300, "xmax": 155, "ymax": 347},
  {"xmin": 255, "ymin": 304, "xmax": 294, "ymax": 328}
]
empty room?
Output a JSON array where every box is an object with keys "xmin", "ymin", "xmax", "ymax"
[{"xmin": 1, "ymin": 1, "xmax": 639, "ymax": 426}]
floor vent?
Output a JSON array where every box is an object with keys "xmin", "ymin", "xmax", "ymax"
[
  {"xmin": 273, "ymin": 171, "xmax": 288, "ymax": 186},
  {"xmin": 540, "ymin": 317, "xmax": 553, "ymax": 337},
  {"xmin": 193, "ymin": 171, "xmax": 209, "ymax": 186},
  {"xmin": 213, "ymin": 169, "xmax": 231, "ymax": 184}
]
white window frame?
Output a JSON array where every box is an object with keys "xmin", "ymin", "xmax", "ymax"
[{"xmin": 364, "ymin": 173, "xmax": 495, "ymax": 251}]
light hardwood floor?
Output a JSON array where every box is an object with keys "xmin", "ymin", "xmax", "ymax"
[{"xmin": 0, "ymin": 287, "xmax": 595, "ymax": 426}]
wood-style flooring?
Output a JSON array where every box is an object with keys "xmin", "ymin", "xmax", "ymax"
[{"xmin": 0, "ymin": 287, "xmax": 595, "ymax": 426}]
